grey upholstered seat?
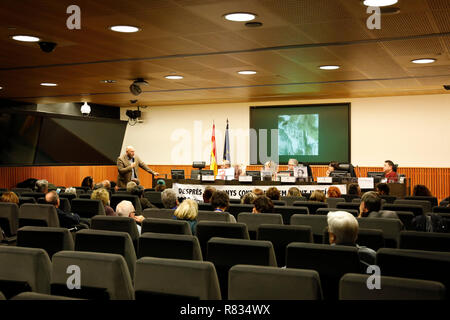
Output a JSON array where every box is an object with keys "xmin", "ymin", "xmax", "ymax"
[
  {"xmin": 357, "ymin": 217, "xmax": 403, "ymax": 248},
  {"xmin": 11, "ymin": 292, "xmax": 82, "ymax": 300},
  {"xmin": 237, "ymin": 212, "xmax": 283, "ymax": 239},
  {"xmin": 142, "ymin": 208, "xmax": 174, "ymax": 219},
  {"xmin": 290, "ymin": 214, "xmax": 328, "ymax": 244},
  {"xmin": 141, "ymin": 218, "xmax": 192, "ymax": 235},
  {"xmin": 0, "ymin": 202, "xmax": 19, "ymax": 239},
  {"xmin": 134, "ymin": 257, "xmax": 220, "ymax": 300},
  {"xmin": 51, "ymin": 251, "xmax": 134, "ymax": 300},
  {"xmin": 138, "ymin": 233, "xmax": 202, "ymax": 261},
  {"xmin": 18, "ymin": 204, "xmax": 60, "ymax": 228},
  {"xmin": 91, "ymin": 215, "xmax": 140, "ymax": 249},
  {"xmin": 229, "ymin": 265, "xmax": 322, "ymax": 300},
  {"xmin": 399, "ymin": 231, "xmax": 450, "ymax": 252}
]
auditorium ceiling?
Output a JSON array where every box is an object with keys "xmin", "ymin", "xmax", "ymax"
[{"xmin": 0, "ymin": 0, "xmax": 449, "ymax": 107}]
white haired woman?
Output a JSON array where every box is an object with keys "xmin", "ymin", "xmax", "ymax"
[{"xmin": 173, "ymin": 199, "xmax": 198, "ymax": 235}]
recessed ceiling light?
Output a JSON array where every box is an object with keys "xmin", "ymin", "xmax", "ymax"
[
  {"xmin": 165, "ymin": 75, "xmax": 184, "ymax": 80},
  {"xmin": 0, "ymin": 86, "xmax": 3, "ymax": 90},
  {"xmin": 238, "ymin": 70, "xmax": 257, "ymax": 75},
  {"xmin": 101, "ymin": 80, "xmax": 116, "ymax": 83},
  {"xmin": 411, "ymin": 58, "xmax": 436, "ymax": 64},
  {"xmin": 109, "ymin": 25, "xmax": 140, "ymax": 33},
  {"xmin": 224, "ymin": 13, "xmax": 256, "ymax": 22},
  {"xmin": 319, "ymin": 65, "xmax": 340, "ymax": 70},
  {"xmin": 363, "ymin": 0, "xmax": 398, "ymax": 6},
  {"xmin": 40, "ymin": 83, "xmax": 58, "ymax": 87},
  {"xmin": 12, "ymin": 35, "xmax": 40, "ymax": 42}
]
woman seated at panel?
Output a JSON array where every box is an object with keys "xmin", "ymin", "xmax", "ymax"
[{"xmin": 326, "ymin": 161, "xmax": 339, "ymax": 177}]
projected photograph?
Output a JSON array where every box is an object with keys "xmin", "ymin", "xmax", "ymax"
[{"xmin": 278, "ymin": 114, "xmax": 319, "ymax": 156}]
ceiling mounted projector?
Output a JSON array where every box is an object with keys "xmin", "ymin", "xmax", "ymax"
[{"xmin": 129, "ymin": 78, "xmax": 148, "ymax": 96}]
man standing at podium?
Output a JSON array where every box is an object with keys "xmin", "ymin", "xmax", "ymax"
[{"xmin": 117, "ymin": 146, "xmax": 158, "ymax": 188}]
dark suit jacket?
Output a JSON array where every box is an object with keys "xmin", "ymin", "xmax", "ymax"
[{"xmin": 117, "ymin": 153, "xmax": 155, "ymax": 188}]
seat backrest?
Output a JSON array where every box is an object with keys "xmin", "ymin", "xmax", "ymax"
[
  {"xmin": 110, "ymin": 194, "xmax": 143, "ymax": 214},
  {"xmin": 357, "ymin": 217, "xmax": 403, "ymax": 247},
  {"xmin": 280, "ymin": 196, "xmax": 306, "ymax": 206},
  {"xmin": 75, "ymin": 229, "xmax": 136, "ymax": 280},
  {"xmin": 272, "ymin": 200, "xmax": 286, "ymax": 206},
  {"xmin": 376, "ymin": 248, "xmax": 450, "ymax": 298},
  {"xmin": 395, "ymin": 199, "xmax": 431, "ymax": 214},
  {"xmin": 71, "ymin": 199, "xmax": 106, "ymax": 218},
  {"xmin": 336, "ymin": 202, "xmax": 361, "ymax": 211},
  {"xmin": 432, "ymin": 206, "xmax": 450, "ymax": 214},
  {"xmin": 59, "ymin": 193, "xmax": 76, "ymax": 203},
  {"xmin": 326, "ymin": 198, "xmax": 345, "ymax": 208},
  {"xmin": 316, "ymin": 207, "xmax": 359, "ymax": 217},
  {"xmin": 290, "ymin": 214, "xmax": 328, "ymax": 243},
  {"xmin": 286, "ymin": 242, "xmax": 361, "ymax": 300},
  {"xmin": 207, "ymin": 237, "xmax": 277, "ymax": 299},
  {"xmin": 0, "ymin": 246, "xmax": 51, "ymax": 299},
  {"xmin": 143, "ymin": 191, "xmax": 163, "ymax": 208},
  {"xmin": 237, "ymin": 213, "xmax": 283, "ymax": 233},
  {"xmin": 196, "ymin": 221, "xmax": 249, "ymax": 258},
  {"xmin": 141, "ymin": 218, "xmax": 192, "ymax": 235},
  {"xmin": 38, "ymin": 197, "xmax": 71, "ymax": 214},
  {"xmin": 19, "ymin": 204, "xmax": 60, "ymax": 228},
  {"xmin": 356, "ymin": 228, "xmax": 385, "ymax": 251},
  {"xmin": 17, "ymin": 226, "xmax": 74, "ymax": 259},
  {"xmin": 399, "ymin": 231, "xmax": 450, "ymax": 252},
  {"xmin": 404, "ymin": 196, "xmax": 438, "ymax": 208},
  {"xmin": 198, "ymin": 203, "xmax": 213, "ymax": 211},
  {"xmin": 392, "ymin": 211, "xmax": 415, "ymax": 230},
  {"xmin": 21, "ymin": 192, "xmax": 45, "ymax": 201},
  {"xmin": 135, "ymin": 257, "xmax": 220, "ymax": 300},
  {"xmin": 293, "ymin": 201, "xmax": 328, "ymax": 215},
  {"xmin": 142, "ymin": 208, "xmax": 174, "ymax": 219},
  {"xmin": 272, "ymin": 206, "xmax": 309, "ymax": 225},
  {"xmin": 257, "ymin": 224, "xmax": 313, "ymax": 267},
  {"xmin": 382, "ymin": 204, "xmax": 424, "ymax": 217},
  {"xmin": 18, "ymin": 197, "xmax": 36, "ymax": 205},
  {"xmin": 197, "ymin": 211, "xmax": 233, "ymax": 222},
  {"xmin": 229, "ymin": 265, "xmax": 322, "ymax": 300},
  {"xmin": 227, "ymin": 204, "xmax": 254, "ymax": 218},
  {"xmin": 91, "ymin": 215, "xmax": 140, "ymax": 243},
  {"xmin": 138, "ymin": 233, "xmax": 202, "ymax": 261},
  {"xmin": 379, "ymin": 195, "xmax": 397, "ymax": 204},
  {"xmin": 51, "ymin": 251, "xmax": 134, "ymax": 300},
  {"xmin": 339, "ymin": 273, "xmax": 445, "ymax": 300},
  {"xmin": 11, "ymin": 292, "xmax": 81, "ymax": 300},
  {"xmin": 0, "ymin": 202, "xmax": 19, "ymax": 237},
  {"xmin": 11, "ymin": 188, "xmax": 33, "ymax": 195}
]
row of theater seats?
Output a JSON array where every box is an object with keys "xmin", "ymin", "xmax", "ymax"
[{"xmin": 0, "ymin": 238, "xmax": 448, "ymax": 300}]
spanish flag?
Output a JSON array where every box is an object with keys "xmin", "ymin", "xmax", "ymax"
[{"xmin": 210, "ymin": 122, "xmax": 218, "ymax": 176}]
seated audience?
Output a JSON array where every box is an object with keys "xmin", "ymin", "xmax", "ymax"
[
  {"xmin": 211, "ymin": 191, "xmax": 236, "ymax": 223},
  {"xmin": 116, "ymin": 200, "xmax": 144, "ymax": 234},
  {"xmin": 64, "ymin": 187, "xmax": 77, "ymax": 195},
  {"xmin": 287, "ymin": 187, "xmax": 301, "ymax": 197},
  {"xmin": 326, "ymin": 161, "xmax": 339, "ymax": 177},
  {"xmin": 155, "ymin": 179, "xmax": 166, "ymax": 192},
  {"xmin": 375, "ymin": 183, "xmax": 390, "ymax": 196},
  {"xmin": 131, "ymin": 178, "xmax": 140, "ymax": 185},
  {"xmin": 131, "ymin": 185, "xmax": 156, "ymax": 210},
  {"xmin": 173, "ymin": 199, "xmax": 198, "ymax": 235},
  {"xmin": 91, "ymin": 188, "xmax": 116, "ymax": 216},
  {"xmin": 265, "ymin": 187, "xmax": 281, "ymax": 201},
  {"xmin": 0, "ymin": 192, "xmax": 19, "ymax": 204},
  {"xmin": 241, "ymin": 192, "xmax": 257, "ymax": 204},
  {"xmin": 359, "ymin": 191, "xmax": 399, "ymax": 219},
  {"xmin": 110, "ymin": 181, "xmax": 119, "ymax": 193},
  {"xmin": 202, "ymin": 186, "xmax": 216, "ymax": 204},
  {"xmin": 253, "ymin": 188, "xmax": 264, "ymax": 197},
  {"xmin": 327, "ymin": 211, "xmax": 376, "ymax": 266},
  {"xmin": 93, "ymin": 183, "xmax": 103, "ymax": 190},
  {"xmin": 412, "ymin": 184, "xmax": 432, "ymax": 197},
  {"xmin": 45, "ymin": 191, "xmax": 84, "ymax": 229},
  {"xmin": 161, "ymin": 189, "xmax": 179, "ymax": 209},
  {"xmin": 101, "ymin": 180, "xmax": 111, "ymax": 190},
  {"xmin": 327, "ymin": 186, "xmax": 342, "ymax": 198},
  {"xmin": 126, "ymin": 181, "xmax": 137, "ymax": 193},
  {"xmin": 383, "ymin": 160, "xmax": 398, "ymax": 183},
  {"xmin": 348, "ymin": 183, "xmax": 362, "ymax": 197},
  {"xmin": 309, "ymin": 190, "xmax": 326, "ymax": 202},
  {"xmin": 81, "ymin": 176, "xmax": 94, "ymax": 190},
  {"xmin": 252, "ymin": 196, "xmax": 274, "ymax": 214},
  {"xmin": 35, "ymin": 179, "xmax": 49, "ymax": 193}
]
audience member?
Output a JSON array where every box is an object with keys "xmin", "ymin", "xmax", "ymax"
[
  {"xmin": 383, "ymin": 160, "xmax": 398, "ymax": 182},
  {"xmin": 0, "ymin": 192, "xmax": 19, "ymax": 204},
  {"xmin": 93, "ymin": 183, "xmax": 103, "ymax": 190},
  {"xmin": 375, "ymin": 183, "xmax": 390, "ymax": 195},
  {"xmin": 101, "ymin": 180, "xmax": 111, "ymax": 190},
  {"xmin": 253, "ymin": 188, "xmax": 264, "ymax": 196},
  {"xmin": 64, "ymin": 187, "xmax": 77, "ymax": 195},
  {"xmin": 348, "ymin": 183, "xmax": 361, "ymax": 197},
  {"xmin": 309, "ymin": 190, "xmax": 325, "ymax": 202},
  {"xmin": 327, "ymin": 211, "xmax": 376, "ymax": 266},
  {"xmin": 252, "ymin": 196, "xmax": 274, "ymax": 214},
  {"xmin": 45, "ymin": 191, "xmax": 84, "ymax": 229},
  {"xmin": 91, "ymin": 188, "xmax": 116, "ymax": 216},
  {"xmin": 287, "ymin": 187, "xmax": 301, "ymax": 197},
  {"xmin": 131, "ymin": 185, "xmax": 156, "ymax": 210},
  {"xmin": 161, "ymin": 189, "xmax": 178, "ymax": 209},
  {"xmin": 241, "ymin": 192, "xmax": 257, "ymax": 204},
  {"xmin": 173, "ymin": 199, "xmax": 198, "ymax": 235},
  {"xmin": 327, "ymin": 186, "xmax": 342, "ymax": 198},
  {"xmin": 126, "ymin": 181, "xmax": 137, "ymax": 193},
  {"xmin": 265, "ymin": 187, "xmax": 281, "ymax": 201},
  {"xmin": 116, "ymin": 200, "xmax": 144, "ymax": 234},
  {"xmin": 35, "ymin": 179, "xmax": 49, "ymax": 193},
  {"xmin": 326, "ymin": 161, "xmax": 339, "ymax": 177},
  {"xmin": 412, "ymin": 184, "xmax": 432, "ymax": 197},
  {"xmin": 81, "ymin": 176, "xmax": 94, "ymax": 190},
  {"xmin": 211, "ymin": 191, "xmax": 236, "ymax": 222},
  {"xmin": 155, "ymin": 179, "xmax": 166, "ymax": 192},
  {"xmin": 360, "ymin": 191, "xmax": 399, "ymax": 219},
  {"xmin": 202, "ymin": 186, "xmax": 216, "ymax": 203}
]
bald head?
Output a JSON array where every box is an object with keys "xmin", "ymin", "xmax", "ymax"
[
  {"xmin": 45, "ymin": 191, "xmax": 60, "ymax": 208},
  {"xmin": 126, "ymin": 146, "xmax": 135, "ymax": 158}
]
